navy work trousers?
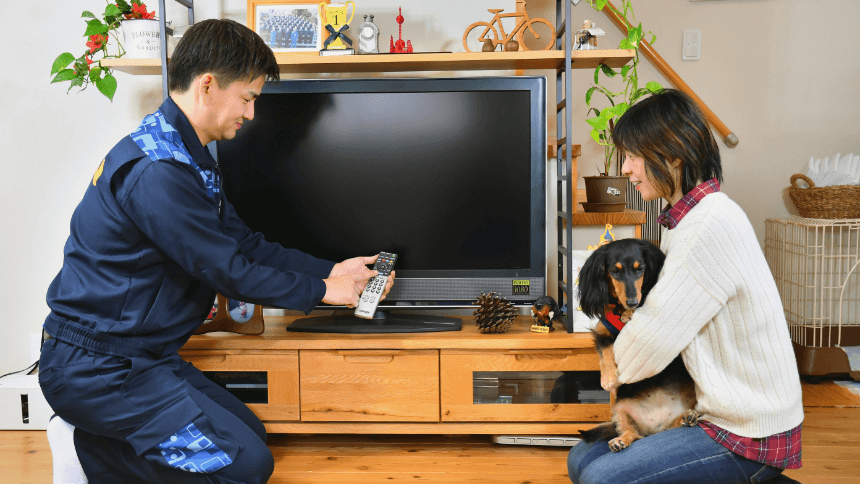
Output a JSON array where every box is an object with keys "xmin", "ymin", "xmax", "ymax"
[{"xmin": 40, "ymin": 338, "xmax": 274, "ymax": 483}]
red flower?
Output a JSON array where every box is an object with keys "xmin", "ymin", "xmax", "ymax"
[
  {"xmin": 86, "ymin": 56, "xmax": 93, "ymax": 66},
  {"xmin": 86, "ymin": 34, "xmax": 107, "ymax": 54},
  {"xmin": 125, "ymin": 3, "xmax": 155, "ymax": 20}
]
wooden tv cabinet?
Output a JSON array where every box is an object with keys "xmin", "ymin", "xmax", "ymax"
[{"xmin": 179, "ymin": 315, "xmax": 610, "ymax": 435}]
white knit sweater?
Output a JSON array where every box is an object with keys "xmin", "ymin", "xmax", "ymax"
[{"xmin": 614, "ymin": 192, "xmax": 804, "ymax": 438}]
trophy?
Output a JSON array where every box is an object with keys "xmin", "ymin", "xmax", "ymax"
[{"xmin": 319, "ymin": 2, "xmax": 355, "ymax": 52}]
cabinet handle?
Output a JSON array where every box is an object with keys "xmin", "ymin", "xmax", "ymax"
[
  {"xmin": 185, "ymin": 355, "xmax": 228, "ymax": 365},
  {"xmin": 335, "ymin": 350, "xmax": 406, "ymax": 364},
  {"xmin": 507, "ymin": 349, "xmax": 573, "ymax": 355},
  {"xmin": 334, "ymin": 350, "xmax": 407, "ymax": 357},
  {"xmin": 506, "ymin": 349, "xmax": 572, "ymax": 361}
]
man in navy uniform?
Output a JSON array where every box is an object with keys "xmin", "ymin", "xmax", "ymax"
[{"xmin": 40, "ymin": 19, "xmax": 392, "ymax": 483}]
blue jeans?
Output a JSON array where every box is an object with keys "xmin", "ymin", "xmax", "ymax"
[{"xmin": 568, "ymin": 425, "xmax": 784, "ymax": 484}]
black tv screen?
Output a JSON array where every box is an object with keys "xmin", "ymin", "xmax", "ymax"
[{"xmin": 217, "ymin": 76, "xmax": 546, "ymax": 306}]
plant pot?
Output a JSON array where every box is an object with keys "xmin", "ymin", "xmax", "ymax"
[
  {"xmin": 583, "ymin": 176, "xmax": 628, "ymax": 209},
  {"xmin": 122, "ymin": 19, "xmax": 161, "ymax": 59}
]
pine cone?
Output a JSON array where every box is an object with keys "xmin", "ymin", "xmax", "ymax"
[{"xmin": 473, "ymin": 292, "xmax": 518, "ymax": 334}]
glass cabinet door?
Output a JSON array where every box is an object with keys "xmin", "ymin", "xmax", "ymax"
[
  {"xmin": 473, "ymin": 371, "xmax": 609, "ymax": 405},
  {"xmin": 441, "ymin": 349, "xmax": 612, "ymax": 422}
]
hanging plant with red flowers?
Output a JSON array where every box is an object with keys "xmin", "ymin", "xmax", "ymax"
[{"xmin": 50, "ymin": 1, "xmax": 157, "ymax": 101}]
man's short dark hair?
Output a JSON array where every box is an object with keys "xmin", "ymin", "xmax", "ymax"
[
  {"xmin": 168, "ymin": 18, "xmax": 280, "ymax": 93},
  {"xmin": 612, "ymin": 89, "xmax": 723, "ymax": 197}
]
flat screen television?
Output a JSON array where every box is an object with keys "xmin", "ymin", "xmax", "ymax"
[{"xmin": 216, "ymin": 76, "xmax": 546, "ymax": 333}]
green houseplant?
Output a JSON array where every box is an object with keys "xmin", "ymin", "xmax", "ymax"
[
  {"xmin": 584, "ymin": 0, "xmax": 662, "ymax": 176},
  {"xmin": 50, "ymin": 1, "xmax": 156, "ymax": 101},
  {"xmin": 578, "ymin": 0, "xmax": 662, "ymax": 211}
]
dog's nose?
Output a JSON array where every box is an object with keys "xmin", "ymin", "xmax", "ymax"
[{"xmin": 626, "ymin": 298, "xmax": 639, "ymax": 308}]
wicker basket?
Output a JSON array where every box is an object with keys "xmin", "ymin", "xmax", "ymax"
[{"xmin": 788, "ymin": 174, "xmax": 860, "ymax": 219}]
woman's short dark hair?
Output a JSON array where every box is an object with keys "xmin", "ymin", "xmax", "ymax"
[
  {"xmin": 612, "ymin": 89, "xmax": 722, "ymax": 197},
  {"xmin": 168, "ymin": 19, "xmax": 279, "ymax": 93}
]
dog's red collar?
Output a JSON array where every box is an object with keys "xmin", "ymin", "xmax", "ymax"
[{"xmin": 600, "ymin": 304, "xmax": 626, "ymax": 336}]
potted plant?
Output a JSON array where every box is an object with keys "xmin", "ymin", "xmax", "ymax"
[
  {"xmin": 581, "ymin": 0, "xmax": 662, "ymax": 211},
  {"xmin": 50, "ymin": 1, "xmax": 157, "ymax": 102}
]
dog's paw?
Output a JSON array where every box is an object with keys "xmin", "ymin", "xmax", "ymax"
[
  {"xmin": 608, "ymin": 437, "xmax": 630, "ymax": 452},
  {"xmin": 619, "ymin": 308, "xmax": 634, "ymax": 323},
  {"xmin": 600, "ymin": 373, "xmax": 618, "ymax": 392},
  {"xmin": 680, "ymin": 409, "xmax": 701, "ymax": 427}
]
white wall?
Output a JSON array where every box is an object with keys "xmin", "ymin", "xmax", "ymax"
[{"xmin": 2, "ymin": 0, "xmax": 858, "ymax": 374}]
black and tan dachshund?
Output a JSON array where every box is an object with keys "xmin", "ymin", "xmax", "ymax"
[{"xmin": 577, "ymin": 238, "xmax": 699, "ymax": 452}]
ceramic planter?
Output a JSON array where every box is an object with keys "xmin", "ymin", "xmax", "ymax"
[
  {"xmin": 582, "ymin": 175, "xmax": 628, "ymax": 212},
  {"xmin": 122, "ymin": 19, "xmax": 161, "ymax": 59}
]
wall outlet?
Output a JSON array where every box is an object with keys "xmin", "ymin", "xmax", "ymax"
[
  {"xmin": 682, "ymin": 29, "xmax": 702, "ymax": 61},
  {"xmin": 0, "ymin": 375, "xmax": 53, "ymax": 430}
]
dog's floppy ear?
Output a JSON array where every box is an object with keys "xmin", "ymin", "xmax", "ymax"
[
  {"xmin": 638, "ymin": 240, "xmax": 666, "ymax": 301},
  {"xmin": 577, "ymin": 245, "xmax": 610, "ymax": 319}
]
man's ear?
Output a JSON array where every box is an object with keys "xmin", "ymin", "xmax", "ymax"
[{"xmin": 196, "ymin": 73, "xmax": 217, "ymax": 99}]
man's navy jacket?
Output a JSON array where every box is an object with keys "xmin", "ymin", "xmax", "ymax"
[{"xmin": 44, "ymin": 98, "xmax": 335, "ymax": 355}]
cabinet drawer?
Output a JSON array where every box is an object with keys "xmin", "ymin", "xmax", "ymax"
[
  {"xmin": 440, "ymin": 349, "xmax": 611, "ymax": 422},
  {"xmin": 180, "ymin": 350, "xmax": 300, "ymax": 422},
  {"xmin": 300, "ymin": 349, "xmax": 439, "ymax": 422}
]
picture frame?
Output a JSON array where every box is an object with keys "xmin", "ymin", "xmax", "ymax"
[{"xmin": 247, "ymin": 0, "xmax": 330, "ymax": 53}]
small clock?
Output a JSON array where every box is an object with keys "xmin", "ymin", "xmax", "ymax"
[{"xmin": 358, "ymin": 14, "xmax": 379, "ymax": 54}]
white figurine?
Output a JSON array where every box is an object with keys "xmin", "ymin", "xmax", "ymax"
[{"xmin": 358, "ymin": 14, "xmax": 379, "ymax": 54}]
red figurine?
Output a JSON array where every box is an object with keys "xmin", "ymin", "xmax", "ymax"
[{"xmin": 390, "ymin": 7, "xmax": 412, "ymax": 53}]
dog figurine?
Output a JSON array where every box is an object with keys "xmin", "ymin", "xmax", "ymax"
[
  {"xmin": 577, "ymin": 238, "xmax": 699, "ymax": 452},
  {"xmin": 531, "ymin": 295, "xmax": 562, "ymax": 331}
]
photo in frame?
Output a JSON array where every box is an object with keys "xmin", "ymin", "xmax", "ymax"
[{"xmin": 247, "ymin": 0, "xmax": 330, "ymax": 53}]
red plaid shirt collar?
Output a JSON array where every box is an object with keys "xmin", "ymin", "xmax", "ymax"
[{"xmin": 656, "ymin": 178, "xmax": 721, "ymax": 230}]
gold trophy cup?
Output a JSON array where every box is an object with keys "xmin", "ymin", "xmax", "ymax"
[{"xmin": 320, "ymin": 2, "xmax": 355, "ymax": 50}]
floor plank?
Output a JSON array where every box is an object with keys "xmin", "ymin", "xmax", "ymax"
[
  {"xmin": 3, "ymin": 381, "xmax": 860, "ymax": 483},
  {"xmin": 0, "ymin": 431, "xmax": 52, "ymax": 483}
]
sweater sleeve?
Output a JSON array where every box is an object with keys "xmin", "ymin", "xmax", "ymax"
[{"xmin": 613, "ymin": 258, "xmax": 723, "ymax": 384}]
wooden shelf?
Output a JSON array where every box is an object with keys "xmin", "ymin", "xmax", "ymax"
[
  {"xmin": 570, "ymin": 207, "xmax": 646, "ymax": 226},
  {"xmin": 101, "ymin": 49, "xmax": 634, "ymax": 75},
  {"xmin": 181, "ymin": 316, "xmax": 595, "ymax": 352}
]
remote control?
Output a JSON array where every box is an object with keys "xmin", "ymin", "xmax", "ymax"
[{"xmin": 355, "ymin": 252, "xmax": 397, "ymax": 319}]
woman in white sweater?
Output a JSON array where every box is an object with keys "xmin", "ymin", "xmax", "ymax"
[{"xmin": 567, "ymin": 89, "xmax": 803, "ymax": 484}]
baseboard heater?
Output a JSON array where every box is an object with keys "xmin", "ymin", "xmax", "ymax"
[{"xmin": 491, "ymin": 435, "xmax": 581, "ymax": 447}]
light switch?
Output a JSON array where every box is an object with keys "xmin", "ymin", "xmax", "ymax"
[{"xmin": 682, "ymin": 29, "xmax": 701, "ymax": 61}]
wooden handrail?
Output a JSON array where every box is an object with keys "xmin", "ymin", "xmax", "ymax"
[{"xmin": 601, "ymin": 1, "xmax": 739, "ymax": 147}]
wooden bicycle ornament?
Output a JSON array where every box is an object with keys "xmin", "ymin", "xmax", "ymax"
[{"xmin": 462, "ymin": 0, "xmax": 556, "ymax": 52}]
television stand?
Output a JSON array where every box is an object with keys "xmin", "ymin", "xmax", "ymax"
[
  {"xmin": 179, "ymin": 315, "xmax": 609, "ymax": 435},
  {"xmin": 286, "ymin": 311, "xmax": 462, "ymax": 334}
]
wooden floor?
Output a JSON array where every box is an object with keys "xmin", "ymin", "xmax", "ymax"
[{"xmin": 2, "ymin": 381, "xmax": 859, "ymax": 483}]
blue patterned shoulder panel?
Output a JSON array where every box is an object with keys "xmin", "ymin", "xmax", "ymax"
[
  {"xmin": 131, "ymin": 111, "xmax": 194, "ymax": 165},
  {"xmin": 130, "ymin": 111, "xmax": 221, "ymax": 198}
]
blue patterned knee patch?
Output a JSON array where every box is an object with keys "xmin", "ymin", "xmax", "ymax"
[{"xmin": 156, "ymin": 422, "xmax": 233, "ymax": 473}]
